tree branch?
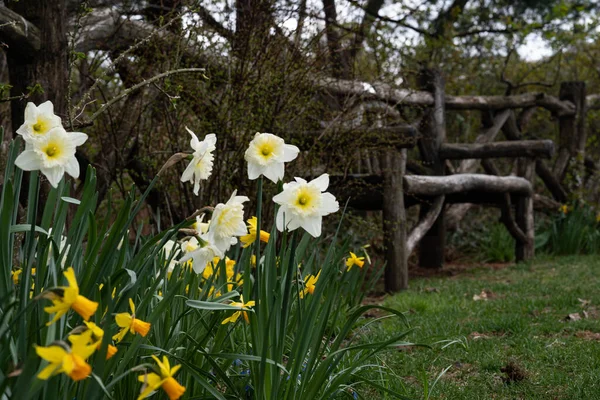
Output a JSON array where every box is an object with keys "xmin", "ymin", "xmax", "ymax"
[
  {"xmin": 0, "ymin": 6, "xmax": 41, "ymax": 56},
  {"xmin": 85, "ymin": 68, "xmax": 205, "ymax": 123},
  {"xmin": 195, "ymin": 4, "xmax": 234, "ymax": 41}
]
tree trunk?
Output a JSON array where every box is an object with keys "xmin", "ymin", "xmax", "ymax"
[
  {"xmin": 417, "ymin": 68, "xmax": 446, "ymax": 269},
  {"xmin": 7, "ymin": 0, "xmax": 68, "ymax": 134}
]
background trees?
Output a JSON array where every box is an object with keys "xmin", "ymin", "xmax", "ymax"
[{"xmin": 0, "ymin": 0, "xmax": 598, "ymax": 229}]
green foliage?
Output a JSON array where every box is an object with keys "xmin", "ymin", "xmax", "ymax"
[
  {"xmin": 447, "ymin": 214, "xmax": 515, "ymax": 263},
  {"xmin": 541, "ymin": 204, "xmax": 600, "ymax": 255},
  {"xmin": 0, "ymin": 136, "xmax": 414, "ymax": 399},
  {"xmin": 481, "ymin": 223, "xmax": 515, "ymax": 263}
]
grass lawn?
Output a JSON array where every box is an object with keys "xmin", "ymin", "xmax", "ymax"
[{"xmin": 367, "ymin": 255, "xmax": 600, "ymax": 399}]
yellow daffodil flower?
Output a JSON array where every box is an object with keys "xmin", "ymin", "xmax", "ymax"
[
  {"xmin": 138, "ymin": 355, "xmax": 186, "ymax": 400},
  {"xmin": 113, "ymin": 298, "xmax": 151, "ymax": 342},
  {"xmin": 559, "ymin": 204, "xmax": 569, "ymax": 214},
  {"xmin": 203, "ymin": 261, "xmax": 215, "ymax": 279},
  {"xmin": 83, "ymin": 321, "xmax": 118, "ymax": 359},
  {"xmin": 221, "ymin": 295, "xmax": 255, "ymax": 325},
  {"xmin": 300, "ymin": 270, "xmax": 321, "ymax": 299},
  {"xmin": 42, "ymin": 267, "xmax": 98, "ymax": 326},
  {"xmin": 99, "ymin": 284, "xmax": 117, "ymax": 298},
  {"xmin": 223, "ymin": 258, "xmax": 243, "ymax": 291},
  {"xmin": 346, "ymin": 252, "xmax": 365, "ymax": 272},
  {"xmin": 35, "ymin": 330, "xmax": 96, "ymax": 381},
  {"xmin": 227, "ymin": 273, "xmax": 243, "ymax": 292},
  {"xmin": 207, "ymin": 286, "xmax": 221, "ymax": 298},
  {"xmin": 240, "ymin": 216, "xmax": 270, "ymax": 248},
  {"xmin": 11, "ymin": 269, "xmax": 22, "ymax": 284}
]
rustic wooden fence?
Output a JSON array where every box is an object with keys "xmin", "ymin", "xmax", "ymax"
[{"xmin": 323, "ymin": 69, "xmax": 599, "ymax": 292}]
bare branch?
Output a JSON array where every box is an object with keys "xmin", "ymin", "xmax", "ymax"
[
  {"xmin": 0, "ymin": 6, "xmax": 41, "ymax": 55},
  {"xmin": 406, "ymin": 195, "xmax": 445, "ymax": 255},
  {"xmin": 87, "ymin": 68, "xmax": 206, "ymax": 123},
  {"xmin": 195, "ymin": 4, "xmax": 234, "ymax": 41}
]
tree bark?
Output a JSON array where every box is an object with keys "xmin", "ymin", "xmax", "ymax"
[
  {"xmin": 406, "ymin": 195, "xmax": 445, "ymax": 256},
  {"xmin": 553, "ymin": 81, "xmax": 586, "ymax": 183},
  {"xmin": 6, "ymin": 0, "xmax": 68, "ymax": 135},
  {"xmin": 417, "ymin": 68, "xmax": 446, "ymax": 269},
  {"xmin": 382, "ymin": 149, "xmax": 407, "ymax": 292},
  {"xmin": 322, "ymin": 0, "xmax": 351, "ymax": 78},
  {"xmin": 515, "ymin": 158, "xmax": 535, "ymax": 261},
  {"xmin": 404, "ymin": 174, "xmax": 533, "ymax": 196},
  {"xmin": 440, "ymin": 140, "xmax": 554, "ymax": 160},
  {"xmin": 481, "ymin": 159, "xmax": 527, "ymax": 244}
]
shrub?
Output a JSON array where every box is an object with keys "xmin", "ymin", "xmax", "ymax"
[{"xmin": 540, "ymin": 203, "xmax": 600, "ymax": 255}]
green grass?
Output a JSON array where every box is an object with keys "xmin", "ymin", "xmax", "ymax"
[{"xmin": 366, "ymin": 256, "xmax": 600, "ymax": 399}]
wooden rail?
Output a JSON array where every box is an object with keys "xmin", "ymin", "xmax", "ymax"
[{"xmin": 439, "ymin": 140, "xmax": 554, "ymax": 160}]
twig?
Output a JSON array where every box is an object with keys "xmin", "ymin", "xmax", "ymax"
[
  {"xmin": 0, "ymin": 92, "xmax": 29, "ymax": 103},
  {"xmin": 88, "ymin": 68, "xmax": 205, "ymax": 122},
  {"xmin": 72, "ymin": 10, "xmax": 187, "ymax": 115}
]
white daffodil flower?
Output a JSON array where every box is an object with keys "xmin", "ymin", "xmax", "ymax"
[
  {"xmin": 244, "ymin": 132, "xmax": 299, "ymax": 183},
  {"xmin": 47, "ymin": 228, "xmax": 70, "ymax": 269},
  {"xmin": 179, "ymin": 237, "xmax": 223, "ymax": 274},
  {"xmin": 205, "ymin": 190, "xmax": 249, "ymax": 253},
  {"xmin": 180, "ymin": 127, "xmax": 217, "ymax": 195},
  {"xmin": 273, "ymin": 173, "xmax": 339, "ymax": 238},
  {"xmin": 16, "ymin": 101, "xmax": 62, "ymax": 142},
  {"xmin": 181, "ymin": 237, "xmax": 199, "ymax": 253},
  {"xmin": 193, "ymin": 214, "xmax": 210, "ymax": 235},
  {"xmin": 161, "ymin": 239, "xmax": 181, "ymax": 275},
  {"xmin": 14, "ymin": 126, "xmax": 88, "ymax": 188}
]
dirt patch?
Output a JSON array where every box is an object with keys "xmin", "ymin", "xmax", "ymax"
[
  {"xmin": 408, "ymin": 262, "xmax": 514, "ymax": 279},
  {"xmin": 501, "ymin": 361, "xmax": 528, "ymax": 384},
  {"xmin": 530, "ymin": 307, "xmax": 553, "ymax": 317},
  {"xmin": 562, "ymin": 306, "xmax": 600, "ymax": 322},
  {"xmin": 574, "ymin": 330, "xmax": 600, "ymax": 340},
  {"xmin": 441, "ymin": 362, "xmax": 476, "ymax": 382},
  {"xmin": 360, "ymin": 294, "xmax": 389, "ymax": 318},
  {"xmin": 468, "ymin": 331, "xmax": 505, "ymax": 340}
]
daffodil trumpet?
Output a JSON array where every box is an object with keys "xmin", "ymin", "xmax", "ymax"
[
  {"xmin": 40, "ymin": 267, "xmax": 98, "ymax": 325},
  {"xmin": 137, "ymin": 355, "xmax": 186, "ymax": 400}
]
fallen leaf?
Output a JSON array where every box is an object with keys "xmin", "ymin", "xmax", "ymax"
[
  {"xmin": 565, "ymin": 313, "xmax": 582, "ymax": 321},
  {"xmin": 469, "ymin": 332, "xmax": 491, "ymax": 340},
  {"xmin": 585, "ymin": 307, "xmax": 600, "ymax": 319},
  {"xmin": 473, "ymin": 290, "xmax": 496, "ymax": 301},
  {"xmin": 578, "ymin": 298, "xmax": 591, "ymax": 307},
  {"xmin": 473, "ymin": 291, "xmax": 488, "ymax": 301},
  {"xmin": 7, "ymin": 369, "xmax": 21, "ymax": 378}
]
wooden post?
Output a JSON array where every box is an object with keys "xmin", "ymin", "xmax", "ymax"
[
  {"xmin": 516, "ymin": 158, "xmax": 535, "ymax": 261},
  {"xmin": 553, "ymin": 82, "xmax": 586, "ymax": 184},
  {"xmin": 382, "ymin": 149, "xmax": 408, "ymax": 292},
  {"xmin": 417, "ymin": 68, "xmax": 446, "ymax": 269},
  {"xmin": 502, "ymin": 110, "xmax": 568, "ymax": 203}
]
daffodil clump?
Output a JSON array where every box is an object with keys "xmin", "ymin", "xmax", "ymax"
[{"xmin": 2, "ymin": 102, "xmax": 409, "ymax": 400}]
